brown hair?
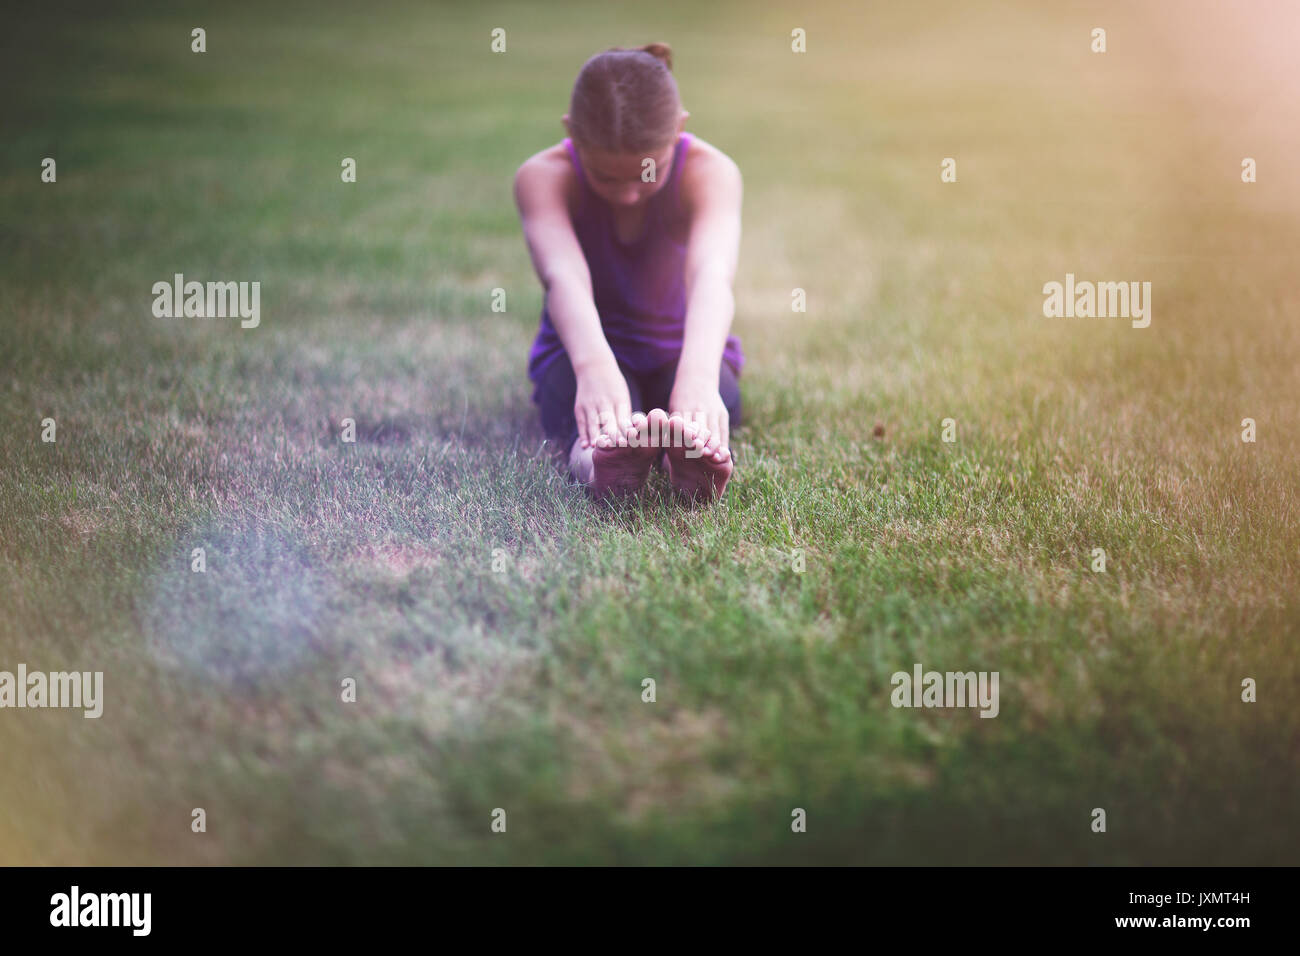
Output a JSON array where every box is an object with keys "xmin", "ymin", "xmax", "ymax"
[{"xmin": 568, "ymin": 43, "xmax": 681, "ymax": 154}]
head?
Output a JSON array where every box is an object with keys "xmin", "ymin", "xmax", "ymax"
[{"xmin": 563, "ymin": 43, "xmax": 690, "ymax": 209}]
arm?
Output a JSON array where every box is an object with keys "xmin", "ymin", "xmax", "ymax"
[
  {"xmin": 670, "ymin": 151, "xmax": 742, "ymax": 455},
  {"xmin": 514, "ymin": 156, "xmax": 633, "ymax": 448}
]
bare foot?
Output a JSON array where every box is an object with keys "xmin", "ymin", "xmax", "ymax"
[
  {"xmin": 661, "ymin": 413, "xmax": 734, "ymax": 503},
  {"xmin": 571, "ymin": 412, "xmax": 661, "ymax": 500}
]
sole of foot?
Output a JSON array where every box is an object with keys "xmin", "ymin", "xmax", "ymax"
[
  {"xmin": 662, "ymin": 413, "xmax": 733, "ymax": 503},
  {"xmin": 585, "ymin": 411, "xmax": 666, "ymax": 500}
]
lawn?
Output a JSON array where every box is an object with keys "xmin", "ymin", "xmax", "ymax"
[{"xmin": 1, "ymin": 0, "xmax": 1297, "ymax": 864}]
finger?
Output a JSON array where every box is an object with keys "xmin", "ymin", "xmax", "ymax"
[
  {"xmin": 575, "ymin": 406, "xmax": 591, "ymax": 448},
  {"xmin": 675, "ymin": 412, "xmax": 696, "ymax": 441},
  {"xmin": 671, "ymin": 414, "xmax": 697, "ymax": 448},
  {"xmin": 598, "ymin": 401, "xmax": 619, "ymax": 440},
  {"xmin": 618, "ymin": 408, "xmax": 639, "ymax": 444},
  {"xmin": 584, "ymin": 404, "xmax": 603, "ymax": 447},
  {"xmin": 701, "ymin": 422, "xmax": 722, "ymax": 457},
  {"xmin": 705, "ymin": 412, "xmax": 723, "ymax": 452},
  {"xmin": 615, "ymin": 399, "xmax": 633, "ymax": 435}
]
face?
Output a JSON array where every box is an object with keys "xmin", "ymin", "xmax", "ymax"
[{"xmin": 575, "ymin": 139, "xmax": 678, "ymax": 209}]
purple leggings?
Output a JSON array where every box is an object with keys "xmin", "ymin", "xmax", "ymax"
[{"xmin": 533, "ymin": 353, "xmax": 742, "ymax": 453}]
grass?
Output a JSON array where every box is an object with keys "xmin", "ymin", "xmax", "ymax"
[{"xmin": 1, "ymin": 0, "xmax": 1298, "ymax": 864}]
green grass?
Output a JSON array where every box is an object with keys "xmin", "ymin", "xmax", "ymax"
[{"xmin": 1, "ymin": 0, "xmax": 1298, "ymax": 864}]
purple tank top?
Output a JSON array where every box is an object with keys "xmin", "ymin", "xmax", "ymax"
[{"xmin": 526, "ymin": 132, "xmax": 745, "ymax": 387}]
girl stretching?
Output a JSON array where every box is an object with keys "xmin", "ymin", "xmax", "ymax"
[{"xmin": 514, "ymin": 43, "xmax": 745, "ymax": 502}]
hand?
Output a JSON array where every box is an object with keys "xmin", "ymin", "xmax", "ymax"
[
  {"xmin": 668, "ymin": 375, "xmax": 730, "ymax": 461},
  {"xmin": 574, "ymin": 360, "xmax": 634, "ymax": 449}
]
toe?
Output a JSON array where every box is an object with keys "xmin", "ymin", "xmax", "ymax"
[{"xmin": 646, "ymin": 409, "xmax": 671, "ymax": 447}]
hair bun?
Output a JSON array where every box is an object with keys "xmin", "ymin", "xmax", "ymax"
[{"xmin": 635, "ymin": 42, "xmax": 673, "ymax": 71}]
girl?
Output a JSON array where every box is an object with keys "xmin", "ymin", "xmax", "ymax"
[{"xmin": 514, "ymin": 43, "xmax": 745, "ymax": 502}]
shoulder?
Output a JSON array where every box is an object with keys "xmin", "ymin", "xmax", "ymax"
[
  {"xmin": 514, "ymin": 142, "xmax": 579, "ymax": 214},
  {"xmin": 679, "ymin": 135, "xmax": 742, "ymax": 210}
]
